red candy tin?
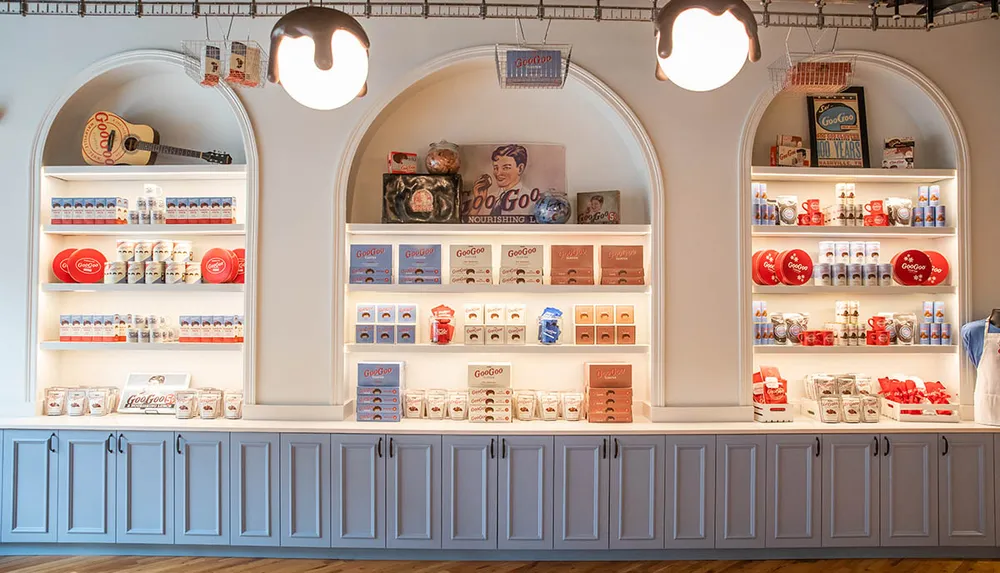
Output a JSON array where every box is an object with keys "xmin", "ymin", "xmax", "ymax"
[
  {"xmin": 922, "ymin": 250, "xmax": 950, "ymax": 286},
  {"xmin": 775, "ymin": 249, "xmax": 813, "ymax": 286},
  {"xmin": 66, "ymin": 248, "xmax": 106, "ymax": 283},
  {"xmin": 891, "ymin": 250, "xmax": 932, "ymax": 286},
  {"xmin": 233, "ymin": 248, "xmax": 246, "ymax": 284},
  {"xmin": 201, "ymin": 248, "xmax": 238, "ymax": 284},
  {"xmin": 752, "ymin": 250, "xmax": 780, "ymax": 286},
  {"xmin": 52, "ymin": 248, "xmax": 77, "ymax": 283}
]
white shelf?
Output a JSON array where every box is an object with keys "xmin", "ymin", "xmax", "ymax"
[
  {"xmin": 754, "ymin": 345, "xmax": 958, "ymax": 354},
  {"xmin": 751, "ymin": 166, "xmax": 956, "ymax": 183},
  {"xmin": 345, "ymin": 223, "xmax": 651, "ymax": 236},
  {"xmin": 42, "ymin": 283, "xmax": 244, "ymax": 293},
  {"xmin": 43, "ymin": 224, "xmax": 245, "ymax": 236},
  {"xmin": 346, "ymin": 343, "xmax": 649, "ymax": 354},
  {"xmin": 751, "ymin": 226, "xmax": 956, "ymax": 238},
  {"xmin": 753, "ymin": 285, "xmax": 958, "ymax": 295},
  {"xmin": 43, "ymin": 165, "xmax": 247, "ymax": 181},
  {"xmin": 347, "ymin": 284, "xmax": 649, "ymax": 294},
  {"xmin": 40, "ymin": 342, "xmax": 242, "ymax": 351}
]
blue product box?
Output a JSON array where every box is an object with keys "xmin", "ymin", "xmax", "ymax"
[
  {"xmin": 350, "ymin": 244, "xmax": 393, "ymax": 273},
  {"xmin": 356, "ymin": 386, "xmax": 400, "ymax": 396},
  {"xmin": 356, "ymin": 411, "xmax": 402, "ymax": 422},
  {"xmin": 356, "ymin": 394, "xmax": 400, "ymax": 405},
  {"xmin": 356, "ymin": 324, "xmax": 375, "ymax": 344},
  {"xmin": 357, "ymin": 362, "xmax": 403, "ymax": 387},
  {"xmin": 350, "ymin": 267, "xmax": 392, "ymax": 276},
  {"xmin": 396, "ymin": 324, "xmax": 416, "ymax": 344},
  {"xmin": 376, "ymin": 304, "xmax": 396, "ymax": 323},
  {"xmin": 357, "ymin": 303, "xmax": 376, "ymax": 323},
  {"xmin": 356, "ymin": 404, "xmax": 402, "ymax": 415},
  {"xmin": 397, "ymin": 304, "xmax": 418, "ymax": 323},
  {"xmin": 375, "ymin": 325, "xmax": 395, "ymax": 344},
  {"xmin": 398, "ymin": 275, "xmax": 442, "ymax": 284},
  {"xmin": 398, "ymin": 244, "xmax": 442, "ymax": 275},
  {"xmin": 349, "ymin": 275, "xmax": 393, "ymax": 285}
]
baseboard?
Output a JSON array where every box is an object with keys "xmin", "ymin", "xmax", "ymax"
[
  {"xmin": 243, "ymin": 402, "xmax": 354, "ymax": 421},
  {"xmin": 645, "ymin": 403, "xmax": 754, "ymax": 423}
]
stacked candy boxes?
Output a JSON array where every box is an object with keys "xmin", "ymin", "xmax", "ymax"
[
  {"xmin": 585, "ymin": 363, "xmax": 633, "ymax": 423},
  {"xmin": 398, "ymin": 244, "xmax": 442, "ymax": 284},
  {"xmin": 600, "ymin": 245, "xmax": 644, "ymax": 285},
  {"xmin": 467, "ymin": 362, "xmax": 513, "ymax": 423},
  {"xmin": 350, "ymin": 244, "xmax": 392, "ymax": 284},
  {"xmin": 50, "ymin": 197, "xmax": 128, "ymax": 225},
  {"xmin": 164, "ymin": 197, "xmax": 237, "ymax": 224},
  {"xmin": 574, "ymin": 304, "xmax": 635, "ymax": 345},
  {"xmin": 550, "ymin": 245, "xmax": 594, "ymax": 285},
  {"xmin": 463, "ymin": 303, "xmax": 526, "ymax": 345},
  {"xmin": 356, "ymin": 303, "xmax": 417, "ymax": 344},
  {"xmin": 450, "ymin": 244, "xmax": 492, "ymax": 284},
  {"xmin": 500, "ymin": 245, "xmax": 543, "ymax": 284},
  {"xmin": 357, "ymin": 361, "xmax": 403, "ymax": 422}
]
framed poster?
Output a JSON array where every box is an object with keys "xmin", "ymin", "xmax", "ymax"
[
  {"xmin": 458, "ymin": 143, "xmax": 566, "ymax": 223},
  {"xmin": 807, "ymin": 86, "xmax": 870, "ymax": 168}
]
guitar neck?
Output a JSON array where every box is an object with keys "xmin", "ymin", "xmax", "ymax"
[{"xmin": 134, "ymin": 141, "xmax": 204, "ymax": 161}]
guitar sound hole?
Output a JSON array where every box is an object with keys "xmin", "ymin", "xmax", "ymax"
[{"xmin": 123, "ymin": 136, "xmax": 138, "ymax": 152}]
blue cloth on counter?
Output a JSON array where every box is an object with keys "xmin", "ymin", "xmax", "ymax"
[{"xmin": 962, "ymin": 319, "xmax": 1000, "ymax": 368}]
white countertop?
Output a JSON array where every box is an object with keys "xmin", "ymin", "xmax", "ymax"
[{"xmin": 1, "ymin": 414, "xmax": 998, "ymax": 435}]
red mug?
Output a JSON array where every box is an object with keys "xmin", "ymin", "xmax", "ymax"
[
  {"xmin": 866, "ymin": 331, "xmax": 878, "ymax": 346},
  {"xmin": 876, "ymin": 330, "xmax": 891, "ymax": 346},
  {"xmin": 801, "ymin": 331, "xmax": 817, "ymax": 346},
  {"xmin": 798, "ymin": 214, "xmax": 812, "ymax": 226},
  {"xmin": 801, "ymin": 199, "xmax": 820, "ymax": 213},
  {"xmin": 873, "ymin": 213, "xmax": 888, "ymax": 226},
  {"xmin": 816, "ymin": 331, "xmax": 833, "ymax": 346},
  {"xmin": 868, "ymin": 316, "xmax": 888, "ymax": 331},
  {"xmin": 810, "ymin": 211, "xmax": 825, "ymax": 225},
  {"xmin": 865, "ymin": 200, "xmax": 884, "ymax": 215}
]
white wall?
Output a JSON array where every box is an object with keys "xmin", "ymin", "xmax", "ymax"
[{"xmin": 1, "ymin": 17, "xmax": 998, "ymax": 410}]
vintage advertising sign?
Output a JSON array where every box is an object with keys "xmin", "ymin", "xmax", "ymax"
[
  {"xmin": 505, "ymin": 50, "xmax": 562, "ymax": 87},
  {"xmin": 807, "ymin": 87, "xmax": 870, "ymax": 168},
  {"xmin": 459, "ymin": 143, "xmax": 566, "ymax": 223}
]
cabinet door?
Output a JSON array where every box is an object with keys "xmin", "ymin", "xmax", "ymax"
[
  {"xmin": 498, "ymin": 436, "xmax": 553, "ymax": 550},
  {"xmin": 280, "ymin": 434, "xmax": 331, "ymax": 547},
  {"xmin": 939, "ymin": 434, "xmax": 994, "ymax": 546},
  {"xmin": 554, "ymin": 435, "xmax": 609, "ymax": 550},
  {"xmin": 331, "ymin": 434, "xmax": 385, "ymax": 548},
  {"xmin": 2, "ymin": 430, "xmax": 57, "ymax": 543},
  {"xmin": 610, "ymin": 435, "xmax": 664, "ymax": 549},
  {"xmin": 822, "ymin": 434, "xmax": 880, "ymax": 547},
  {"xmin": 765, "ymin": 435, "xmax": 820, "ymax": 548},
  {"xmin": 175, "ymin": 432, "xmax": 229, "ymax": 545},
  {"xmin": 442, "ymin": 435, "xmax": 496, "ymax": 549},
  {"xmin": 715, "ymin": 435, "xmax": 765, "ymax": 548},
  {"xmin": 664, "ymin": 435, "xmax": 715, "ymax": 549},
  {"xmin": 57, "ymin": 431, "xmax": 115, "ymax": 543},
  {"xmin": 230, "ymin": 433, "xmax": 280, "ymax": 546},
  {"xmin": 880, "ymin": 433, "xmax": 938, "ymax": 547},
  {"xmin": 386, "ymin": 435, "xmax": 441, "ymax": 549},
  {"xmin": 116, "ymin": 431, "xmax": 174, "ymax": 544}
]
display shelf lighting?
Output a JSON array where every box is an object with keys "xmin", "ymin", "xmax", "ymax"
[
  {"xmin": 268, "ymin": 6, "xmax": 370, "ymax": 110},
  {"xmin": 654, "ymin": 0, "xmax": 761, "ymax": 91}
]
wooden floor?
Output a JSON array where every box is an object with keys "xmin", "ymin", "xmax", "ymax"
[{"xmin": 0, "ymin": 559, "xmax": 999, "ymax": 573}]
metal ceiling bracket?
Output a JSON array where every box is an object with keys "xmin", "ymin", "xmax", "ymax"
[
  {"xmin": 761, "ymin": 0, "xmax": 770, "ymax": 27},
  {"xmin": 19, "ymin": 0, "xmax": 26, "ymax": 16},
  {"xmin": 538, "ymin": 0, "xmax": 544, "ymax": 20},
  {"xmin": 422, "ymin": 0, "xmax": 429, "ymax": 18},
  {"xmin": 250, "ymin": 0, "xmax": 257, "ymax": 18},
  {"xmin": 815, "ymin": 0, "xmax": 824, "ymax": 28},
  {"xmin": 991, "ymin": 0, "xmax": 997, "ymax": 18},
  {"xmin": 78, "ymin": 0, "xmax": 84, "ymax": 16},
  {"xmin": 893, "ymin": 1, "xmax": 900, "ymax": 20},
  {"xmin": 869, "ymin": 1, "xmax": 877, "ymax": 30},
  {"xmin": 650, "ymin": 0, "xmax": 657, "ymax": 23},
  {"xmin": 926, "ymin": 0, "xmax": 935, "ymax": 28},
  {"xmin": 192, "ymin": 0, "xmax": 199, "ymax": 17},
  {"xmin": 595, "ymin": 0, "xmax": 601, "ymax": 21},
  {"xmin": 480, "ymin": 0, "xmax": 486, "ymax": 18},
  {"xmin": 136, "ymin": 0, "xmax": 142, "ymax": 17}
]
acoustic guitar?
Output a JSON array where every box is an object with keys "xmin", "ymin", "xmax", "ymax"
[{"xmin": 82, "ymin": 111, "xmax": 232, "ymax": 166}]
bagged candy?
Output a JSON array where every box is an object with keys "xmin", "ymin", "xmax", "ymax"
[{"xmin": 841, "ymin": 396, "xmax": 861, "ymax": 423}]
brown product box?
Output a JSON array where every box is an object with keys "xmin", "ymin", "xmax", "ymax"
[
  {"xmin": 499, "ymin": 267, "xmax": 543, "ymax": 277},
  {"xmin": 469, "ymin": 396, "xmax": 513, "ymax": 406},
  {"xmin": 468, "ymin": 411, "xmax": 513, "ymax": 423},
  {"xmin": 551, "ymin": 245, "xmax": 595, "ymax": 271},
  {"xmin": 575, "ymin": 325, "xmax": 596, "ymax": 345},
  {"xmin": 588, "ymin": 411, "xmax": 633, "ymax": 423},
  {"xmin": 596, "ymin": 325, "xmax": 616, "ymax": 345},
  {"xmin": 450, "ymin": 273, "xmax": 493, "ymax": 285},
  {"xmin": 588, "ymin": 403, "xmax": 633, "ymax": 416},
  {"xmin": 485, "ymin": 325, "xmax": 506, "ymax": 345},
  {"xmin": 586, "ymin": 387, "xmax": 633, "ymax": 400},
  {"xmin": 575, "ymin": 305, "xmax": 595, "ymax": 324},
  {"xmin": 550, "ymin": 275, "xmax": 595, "ymax": 286},
  {"xmin": 601, "ymin": 276, "xmax": 646, "ymax": 286},
  {"xmin": 468, "ymin": 404, "xmax": 513, "ymax": 416},
  {"xmin": 468, "ymin": 387, "xmax": 514, "ymax": 399},
  {"xmin": 595, "ymin": 305, "xmax": 615, "ymax": 324},
  {"xmin": 602, "ymin": 268, "xmax": 645, "ymax": 278},
  {"xmin": 550, "ymin": 268, "xmax": 596, "ymax": 277},
  {"xmin": 615, "ymin": 305, "xmax": 635, "ymax": 324},
  {"xmin": 586, "ymin": 390, "xmax": 631, "ymax": 410},
  {"xmin": 501, "ymin": 245, "xmax": 544, "ymax": 269},
  {"xmin": 499, "ymin": 276, "xmax": 544, "ymax": 285},
  {"xmin": 464, "ymin": 325, "xmax": 485, "ymax": 345},
  {"xmin": 600, "ymin": 245, "xmax": 644, "ymax": 269},
  {"xmin": 616, "ymin": 325, "xmax": 636, "ymax": 345},
  {"xmin": 586, "ymin": 363, "xmax": 633, "ymax": 388},
  {"xmin": 505, "ymin": 325, "xmax": 526, "ymax": 344}
]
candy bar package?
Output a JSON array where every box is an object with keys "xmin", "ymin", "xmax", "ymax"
[
  {"xmin": 516, "ymin": 391, "xmax": 537, "ymax": 420},
  {"xmin": 382, "ymin": 174, "xmax": 462, "ymax": 223},
  {"xmin": 600, "ymin": 245, "xmax": 644, "ymax": 269},
  {"xmin": 404, "ymin": 390, "xmax": 425, "ymax": 418},
  {"xmin": 841, "ymin": 396, "xmax": 862, "ymax": 423},
  {"xmin": 501, "ymin": 245, "xmax": 544, "ymax": 269},
  {"xmin": 539, "ymin": 393, "xmax": 560, "ymax": 421},
  {"xmin": 357, "ymin": 362, "xmax": 404, "ymax": 387},
  {"xmin": 862, "ymin": 395, "xmax": 880, "ymax": 422},
  {"xmin": 448, "ymin": 392, "xmax": 468, "ymax": 420},
  {"xmin": 467, "ymin": 362, "xmax": 512, "ymax": 387},
  {"xmin": 398, "ymin": 244, "xmax": 442, "ymax": 277},
  {"xmin": 819, "ymin": 396, "xmax": 842, "ymax": 423},
  {"xmin": 387, "ymin": 152, "xmax": 418, "ymax": 174},
  {"xmin": 426, "ymin": 390, "xmax": 447, "ymax": 419},
  {"xmin": 450, "ymin": 244, "xmax": 492, "ymax": 270},
  {"xmin": 585, "ymin": 363, "xmax": 632, "ymax": 388}
]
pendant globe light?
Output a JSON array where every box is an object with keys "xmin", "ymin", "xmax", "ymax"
[
  {"xmin": 267, "ymin": 6, "xmax": 371, "ymax": 110},
  {"xmin": 653, "ymin": 0, "xmax": 761, "ymax": 92}
]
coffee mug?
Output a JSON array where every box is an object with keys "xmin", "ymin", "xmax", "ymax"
[
  {"xmin": 801, "ymin": 199, "xmax": 820, "ymax": 213},
  {"xmin": 868, "ymin": 316, "xmax": 888, "ymax": 331},
  {"xmin": 802, "ymin": 331, "xmax": 817, "ymax": 346},
  {"xmin": 865, "ymin": 200, "xmax": 884, "ymax": 215},
  {"xmin": 816, "ymin": 331, "xmax": 833, "ymax": 346},
  {"xmin": 798, "ymin": 214, "xmax": 812, "ymax": 226},
  {"xmin": 866, "ymin": 331, "xmax": 878, "ymax": 346},
  {"xmin": 873, "ymin": 213, "xmax": 888, "ymax": 226},
  {"xmin": 863, "ymin": 215, "xmax": 874, "ymax": 226},
  {"xmin": 810, "ymin": 211, "xmax": 824, "ymax": 225},
  {"xmin": 876, "ymin": 330, "xmax": 891, "ymax": 346}
]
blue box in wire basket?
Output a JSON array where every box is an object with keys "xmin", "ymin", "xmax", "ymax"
[{"xmin": 505, "ymin": 50, "xmax": 563, "ymax": 87}]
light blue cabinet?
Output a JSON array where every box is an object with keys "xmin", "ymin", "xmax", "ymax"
[
  {"xmin": 386, "ymin": 435, "xmax": 441, "ymax": 549},
  {"xmin": 765, "ymin": 435, "xmax": 820, "ymax": 548},
  {"xmin": 175, "ymin": 432, "xmax": 229, "ymax": 545},
  {"xmin": 715, "ymin": 435, "xmax": 765, "ymax": 549},
  {"xmin": 331, "ymin": 434, "xmax": 385, "ymax": 548},
  {"xmin": 554, "ymin": 435, "xmax": 609, "ymax": 550},
  {"xmin": 280, "ymin": 434, "xmax": 331, "ymax": 547},
  {"xmin": 880, "ymin": 433, "xmax": 938, "ymax": 547},
  {"xmin": 664, "ymin": 435, "xmax": 715, "ymax": 549},
  {"xmin": 442, "ymin": 435, "xmax": 496, "ymax": 549},
  {"xmin": 610, "ymin": 435, "xmax": 663, "ymax": 549},
  {"xmin": 822, "ymin": 434, "xmax": 879, "ymax": 547},
  {"xmin": 498, "ymin": 435, "xmax": 553, "ymax": 550},
  {"xmin": 2, "ymin": 430, "xmax": 57, "ymax": 543},
  {"xmin": 57, "ymin": 431, "xmax": 116, "ymax": 543},
  {"xmin": 116, "ymin": 431, "xmax": 174, "ymax": 544},
  {"xmin": 230, "ymin": 433, "xmax": 280, "ymax": 546},
  {"xmin": 938, "ymin": 433, "xmax": 994, "ymax": 546}
]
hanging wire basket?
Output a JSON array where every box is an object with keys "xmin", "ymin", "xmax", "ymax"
[
  {"xmin": 495, "ymin": 43, "xmax": 573, "ymax": 89},
  {"xmin": 182, "ymin": 39, "xmax": 268, "ymax": 89},
  {"xmin": 769, "ymin": 52, "xmax": 856, "ymax": 95}
]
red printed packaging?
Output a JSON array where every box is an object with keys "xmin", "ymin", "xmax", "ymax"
[
  {"xmin": 752, "ymin": 250, "xmax": 780, "ymax": 286},
  {"xmin": 67, "ymin": 248, "xmax": 107, "ymax": 283},
  {"xmin": 775, "ymin": 249, "xmax": 813, "ymax": 286},
  {"xmin": 890, "ymin": 250, "xmax": 932, "ymax": 286},
  {"xmin": 600, "ymin": 245, "xmax": 643, "ymax": 269},
  {"xmin": 233, "ymin": 248, "xmax": 246, "ymax": 284},
  {"xmin": 201, "ymin": 248, "xmax": 239, "ymax": 283},
  {"xmin": 922, "ymin": 251, "xmax": 950, "ymax": 286},
  {"xmin": 52, "ymin": 248, "xmax": 77, "ymax": 283},
  {"xmin": 551, "ymin": 245, "xmax": 595, "ymax": 278},
  {"xmin": 585, "ymin": 363, "xmax": 632, "ymax": 388}
]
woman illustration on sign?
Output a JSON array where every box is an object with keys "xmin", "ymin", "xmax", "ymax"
[{"xmin": 470, "ymin": 144, "xmax": 535, "ymax": 217}]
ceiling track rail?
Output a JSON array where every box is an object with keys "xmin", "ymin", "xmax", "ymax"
[{"xmin": 1, "ymin": 0, "xmax": 996, "ymax": 27}]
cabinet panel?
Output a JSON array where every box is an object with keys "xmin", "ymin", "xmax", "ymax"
[
  {"xmin": 880, "ymin": 434, "xmax": 938, "ymax": 547},
  {"xmin": 664, "ymin": 435, "xmax": 715, "ymax": 549},
  {"xmin": 331, "ymin": 434, "xmax": 385, "ymax": 548},
  {"xmin": 822, "ymin": 434, "xmax": 880, "ymax": 547},
  {"xmin": 280, "ymin": 434, "xmax": 331, "ymax": 547},
  {"xmin": 230, "ymin": 433, "xmax": 280, "ymax": 546},
  {"xmin": 57, "ymin": 431, "xmax": 115, "ymax": 543},
  {"xmin": 554, "ymin": 435, "xmax": 609, "ymax": 550},
  {"xmin": 386, "ymin": 435, "xmax": 441, "ymax": 549},
  {"xmin": 2, "ymin": 430, "xmax": 57, "ymax": 543},
  {"xmin": 116, "ymin": 431, "xmax": 174, "ymax": 544},
  {"xmin": 939, "ymin": 434, "xmax": 994, "ymax": 546},
  {"xmin": 442, "ymin": 436, "xmax": 496, "ymax": 549},
  {"xmin": 715, "ymin": 435, "xmax": 765, "ymax": 549},
  {"xmin": 765, "ymin": 435, "xmax": 820, "ymax": 548},
  {"xmin": 175, "ymin": 432, "xmax": 229, "ymax": 545},
  {"xmin": 610, "ymin": 436, "xmax": 664, "ymax": 549},
  {"xmin": 498, "ymin": 436, "xmax": 553, "ymax": 550}
]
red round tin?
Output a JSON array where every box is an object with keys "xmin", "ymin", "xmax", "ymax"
[
  {"xmin": 922, "ymin": 251, "xmax": 950, "ymax": 286},
  {"xmin": 775, "ymin": 249, "xmax": 814, "ymax": 286},
  {"xmin": 752, "ymin": 250, "xmax": 780, "ymax": 286},
  {"xmin": 891, "ymin": 249, "xmax": 932, "ymax": 286},
  {"xmin": 66, "ymin": 248, "xmax": 106, "ymax": 283},
  {"xmin": 233, "ymin": 248, "xmax": 246, "ymax": 284},
  {"xmin": 201, "ymin": 248, "xmax": 238, "ymax": 283},
  {"xmin": 52, "ymin": 248, "xmax": 77, "ymax": 283}
]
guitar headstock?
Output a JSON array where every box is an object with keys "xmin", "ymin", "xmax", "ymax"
[{"xmin": 202, "ymin": 150, "xmax": 233, "ymax": 165}]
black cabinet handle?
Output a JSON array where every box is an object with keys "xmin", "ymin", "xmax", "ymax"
[
  {"xmin": 106, "ymin": 433, "xmax": 114, "ymax": 454},
  {"xmin": 501, "ymin": 438, "xmax": 507, "ymax": 459},
  {"xmin": 117, "ymin": 434, "xmax": 124, "ymax": 454},
  {"xmin": 883, "ymin": 436, "xmax": 890, "ymax": 456},
  {"xmin": 602, "ymin": 438, "xmax": 607, "ymax": 459},
  {"xmin": 377, "ymin": 437, "xmax": 383, "ymax": 458},
  {"xmin": 815, "ymin": 436, "xmax": 821, "ymax": 457},
  {"xmin": 942, "ymin": 435, "xmax": 949, "ymax": 456},
  {"xmin": 176, "ymin": 434, "xmax": 183, "ymax": 455},
  {"xmin": 873, "ymin": 435, "xmax": 879, "ymax": 457},
  {"xmin": 490, "ymin": 438, "xmax": 495, "ymax": 459},
  {"xmin": 388, "ymin": 437, "xmax": 394, "ymax": 458},
  {"xmin": 613, "ymin": 438, "xmax": 620, "ymax": 459},
  {"xmin": 47, "ymin": 433, "xmax": 56, "ymax": 454}
]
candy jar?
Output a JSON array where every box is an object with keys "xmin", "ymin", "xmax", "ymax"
[
  {"xmin": 425, "ymin": 140, "xmax": 461, "ymax": 174},
  {"xmin": 533, "ymin": 189, "xmax": 571, "ymax": 224},
  {"xmin": 430, "ymin": 304, "xmax": 456, "ymax": 344},
  {"xmin": 537, "ymin": 307, "xmax": 564, "ymax": 345}
]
